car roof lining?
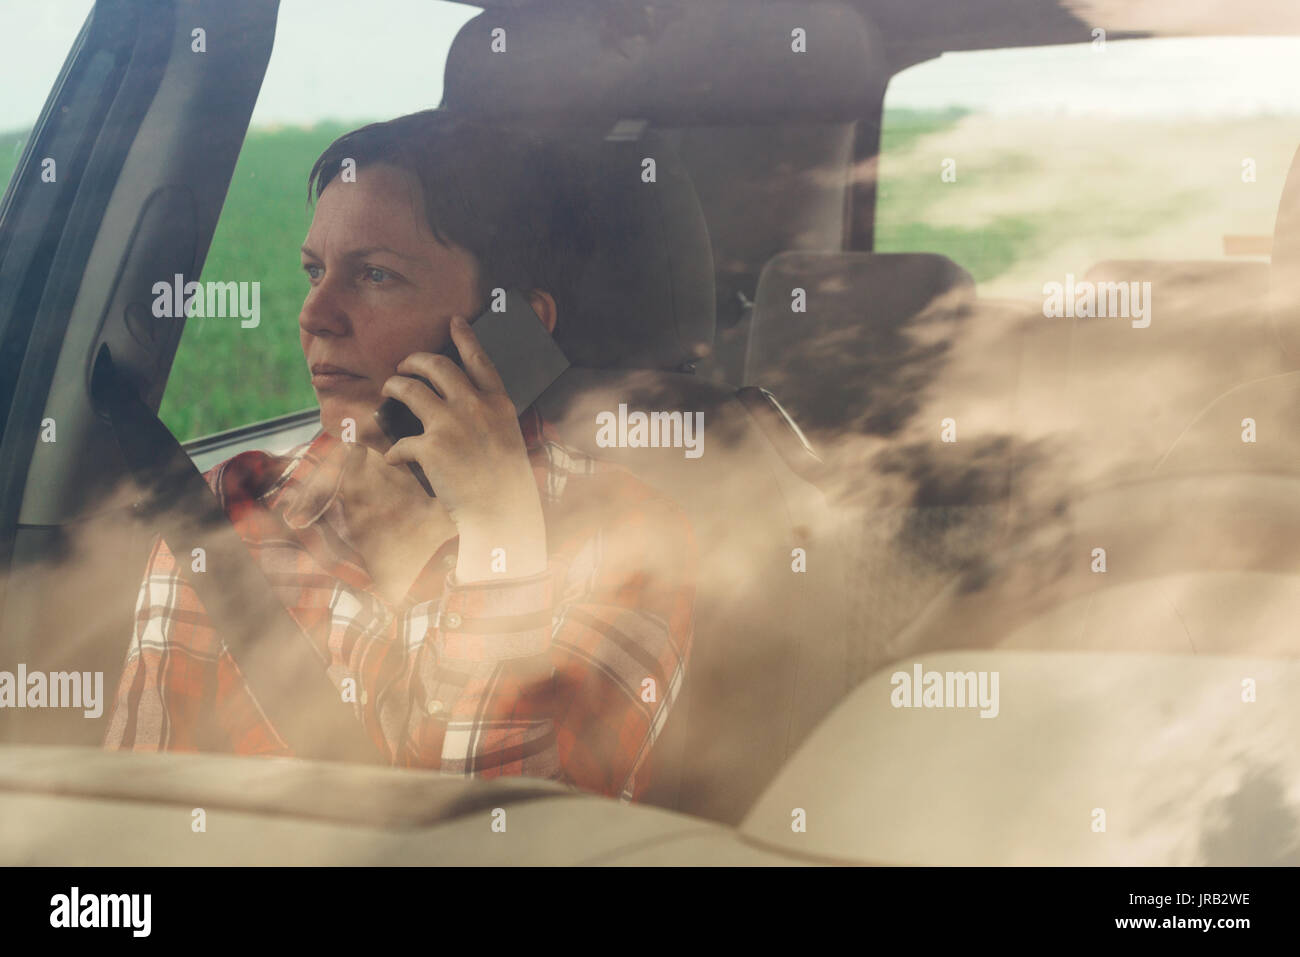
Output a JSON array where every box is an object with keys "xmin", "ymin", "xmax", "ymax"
[
  {"xmin": 449, "ymin": 0, "xmax": 1300, "ymax": 74},
  {"xmin": 442, "ymin": 1, "xmax": 886, "ymax": 125}
]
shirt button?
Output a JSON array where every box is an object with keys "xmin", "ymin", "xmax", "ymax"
[
  {"xmin": 443, "ymin": 611, "xmax": 463, "ymax": 630},
  {"xmin": 427, "ymin": 699, "xmax": 444, "ymax": 715}
]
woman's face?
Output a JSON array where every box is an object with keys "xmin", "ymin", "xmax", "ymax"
[{"xmin": 299, "ymin": 161, "xmax": 481, "ymax": 446}]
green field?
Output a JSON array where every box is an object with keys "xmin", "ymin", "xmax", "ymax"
[{"xmin": 875, "ymin": 107, "xmax": 1044, "ymax": 283}]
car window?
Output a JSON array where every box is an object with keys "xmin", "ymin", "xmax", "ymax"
[
  {"xmin": 0, "ymin": 1, "xmax": 95, "ymax": 199},
  {"xmin": 158, "ymin": 0, "xmax": 479, "ymax": 442},
  {"xmin": 877, "ymin": 37, "xmax": 1300, "ymax": 298}
]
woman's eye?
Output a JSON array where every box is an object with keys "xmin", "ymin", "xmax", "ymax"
[
  {"xmin": 303, "ymin": 264, "xmax": 322, "ymax": 281},
  {"xmin": 363, "ymin": 266, "xmax": 390, "ymax": 284}
]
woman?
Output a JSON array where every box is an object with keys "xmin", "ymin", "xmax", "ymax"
[{"xmin": 104, "ymin": 111, "xmax": 696, "ymax": 803}]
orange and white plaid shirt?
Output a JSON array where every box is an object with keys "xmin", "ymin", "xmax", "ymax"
[{"xmin": 103, "ymin": 406, "xmax": 696, "ymax": 802}]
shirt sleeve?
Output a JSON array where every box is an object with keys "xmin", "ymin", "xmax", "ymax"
[
  {"xmin": 102, "ymin": 534, "xmax": 290, "ymax": 757},
  {"xmin": 405, "ymin": 492, "xmax": 696, "ymax": 802}
]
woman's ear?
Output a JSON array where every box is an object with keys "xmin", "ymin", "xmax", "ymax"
[{"xmin": 526, "ymin": 289, "xmax": 558, "ymax": 335}]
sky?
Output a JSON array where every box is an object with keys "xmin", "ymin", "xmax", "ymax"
[
  {"xmin": 889, "ymin": 35, "xmax": 1300, "ymax": 117},
  {"xmin": 0, "ymin": 0, "xmax": 479, "ymax": 134},
  {"xmin": 3, "ymin": 0, "xmax": 1300, "ymax": 137}
]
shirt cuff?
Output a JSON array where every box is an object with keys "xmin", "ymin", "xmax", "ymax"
[{"xmin": 435, "ymin": 565, "xmax": 555, "ymax": 660}]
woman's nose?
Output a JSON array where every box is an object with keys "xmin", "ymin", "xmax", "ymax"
[{"xmin": 299, "ymin": 283, "xmax": 350, "ymax": 338}]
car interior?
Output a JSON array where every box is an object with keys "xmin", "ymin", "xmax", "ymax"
[{"xmin": 2, "ymin": 0, "xmax": 1299, "ymax": 864}]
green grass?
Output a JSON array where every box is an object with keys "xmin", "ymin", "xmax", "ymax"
[
  {"xmin": 872, "ymin": 110, "xmax": 1227, "ymax": 289},
  {"xmin": 879, "ymin": 106, "xmax": 970, "ymax": 154},
  {"xmin": 0, "ymin": 128, "xmax": 25, "ymax": 196},
  {"xmin": 873, "ymin": 108, "xmax": 1062, "ymax": 284}
]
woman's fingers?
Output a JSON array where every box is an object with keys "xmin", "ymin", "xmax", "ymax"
[
  {"xmin": 382, "ymin": 433, "xmax": 422, "ymax": 467},
  {"xmin": 381, "ymin": 319, "xmax": 525, "ymax": 498},
  {"xmin": 379, "ymin": 370, "xmax": 443, "ymax": 431},
  {"xmin": 448, "ymin": 314, "xmax": 508, "ymax": 395},
  {"xmin": 394, "ymin": 350, "xmax": 472, "ymax": 404}
]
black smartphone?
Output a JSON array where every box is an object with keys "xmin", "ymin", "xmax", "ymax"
[{"xmin": 372, "ymin": 289, "xmax": 570, "ymax": 496}]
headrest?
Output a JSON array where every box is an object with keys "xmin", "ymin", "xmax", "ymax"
[
  {"xmin": 551, "ymin": 127, "xmax": 716, "ymax": 370},
  {"xmin": 1269, "ymin": 144, "xmax": 1300, "ymax": 363},
  {"xmin": 442, "ymin": 1, "xmax": 885, "ymax": 126},
  {"xmin": 745, "ymin": 252, "xmax": 974, "ymax": 434}
]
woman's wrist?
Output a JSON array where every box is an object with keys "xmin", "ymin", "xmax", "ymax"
[{"xmin": 453, "ymin": 499, "xmax": 548, "ymax": 583}]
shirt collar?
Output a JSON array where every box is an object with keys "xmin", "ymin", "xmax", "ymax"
[{"xmin": 259, "ymin": 428, "xmax": 361, "ymax": 530}]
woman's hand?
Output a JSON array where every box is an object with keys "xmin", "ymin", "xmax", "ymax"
[{"xmin": 381, "ymin": 315, "xmax": 547, "ymax": 582}]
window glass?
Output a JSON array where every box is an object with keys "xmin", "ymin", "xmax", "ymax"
[
  {"xmin": 0, "ymin": 1, "xmax": 95, "ymax": 199},
  {"xmin": 877, "ymin": 37, "xmax": 1300, "ymax": 298}
]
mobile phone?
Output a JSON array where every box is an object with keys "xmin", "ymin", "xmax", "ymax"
[{"xmin": 372, "ymin": 289, "xmax": 570, "ymax": 496}]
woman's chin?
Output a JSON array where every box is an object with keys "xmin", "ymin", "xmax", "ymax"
[{"xmin": 319, "ymin": 401, "xmax": 373, "ymax": 440}]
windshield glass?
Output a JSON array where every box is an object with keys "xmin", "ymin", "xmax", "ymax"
[{"xmin": 1, "ymin": 0, "xmax": 1298, "ymax": 874}]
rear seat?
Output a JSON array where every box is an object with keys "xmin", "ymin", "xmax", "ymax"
[
  {"xmin": 741, "ymin": 208, "xmax": 1291, "ymax": 674},
  {"xmin": 741, "ymin": 247, "xmax": 1280, "ymax": 674}
]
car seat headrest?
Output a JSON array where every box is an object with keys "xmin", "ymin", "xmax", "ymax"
[
  {"xmin": 745, "ymin": 252, "xmax": 975, "ymax": 434},
  {"xmin": 561, "ymin": 127, "xmax": 716, "ymax": 370}
]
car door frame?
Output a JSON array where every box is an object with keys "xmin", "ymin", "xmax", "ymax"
[{"xmin": 0, "ymin": 0, "xmax": 278, "ymax": 712}]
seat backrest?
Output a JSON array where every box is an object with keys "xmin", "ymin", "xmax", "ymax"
[{"xmin": 746, "ymin": 251, "xmax": 1041, "ymax": 684}]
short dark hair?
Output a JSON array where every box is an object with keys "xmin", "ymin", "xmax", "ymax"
[{"xmin": 307, "ymin": 110, "xmax": 594, "ymax": 352}]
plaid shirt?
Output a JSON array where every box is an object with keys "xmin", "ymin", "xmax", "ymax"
[{"xmin": 103, "ymin": 406, "xmax": 696, "ymax": 802}]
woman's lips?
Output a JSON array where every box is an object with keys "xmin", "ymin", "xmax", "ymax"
[{"xmin": 310, "ymin": 364, "xmax": 366, "ymax": 390}]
